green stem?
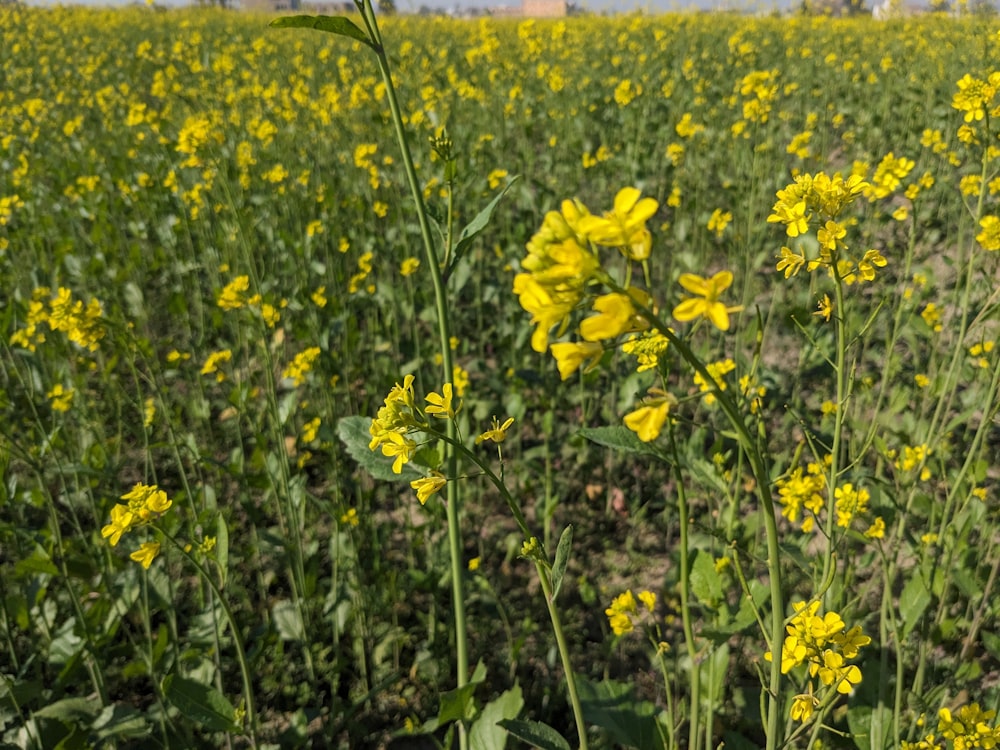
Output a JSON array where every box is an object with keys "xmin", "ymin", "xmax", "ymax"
[
  {"xmin": 355, "ymin": 1, "xmax": 468, "ymax": 738},
  {"xmin": 667, "ymin": 425, "xmax": 701, "ymax": 748},
  {"xmin": 617, "ymin": 288, "xmax": 785, "ymax": 749},
  {"xmin": 535, "ymin": 563, "xmax": 590, "ymax": 750},
  {"xmin": 158, "ymin": 528, "xmax": 259, "ymax": 747}
]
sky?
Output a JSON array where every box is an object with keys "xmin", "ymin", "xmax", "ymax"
[{"xmin": 34, "ymin": 0, "xmax": 791, "ymax": 12}]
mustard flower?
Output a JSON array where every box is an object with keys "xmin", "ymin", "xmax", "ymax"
[
  {"xmin": 672, "ymin": 271, "xmax": 743, "ymax": 332},
  {"xmin": 47, "ymin": 384, "xmax": 74, "ymax": 412},
  {"xmin": 217, "ymin": 275, "xmax": 250, "ymax": 310},
  {"xmin": 101, "ymin": 504, "xmax": 136, "ymax": 547},
  {"xmin": 577, "ymin": 187, "xmax": 658, "ymax": 261},
  {"xmin": 776, "ymin": 246, "xmax": 806, "ymax": 278},
  {"xmin": 834, "ymin": 483, "xmax": 870, "ymax": 528},
  {"xmin": 411, "ymin": 472, "xmax": 447, "ymax": 505},
  {"xmin": 282, "ymin": 347, "xmax": 321, "ymax": 387},
  {"xmin": 201, "ymin": 349, "xmax": 232, "ymax": 382},
  {"xmin": 130, "ymin": 541, "xmax": 161, "ymax": 570},
  {"xmin": 814, "ymin": 294, "xmax": 833, "ymax": 322},
  {"xmin": 476, "ymin": 416, "xmax": 515, "ymax": 445},
  {"xmin": 425, "ymin": 383, "xmax": 459, "ymax": 419},
  {"xmin": 693, "ymin": 358, "xmax": 736, "ymax": 406},
  {"xmin": 621, "ymin": 331, "xmax": 670, "ymax": 372},
  {"xmin": 580, "ymin": 293, "xmax": 640, "ymax": 342},
  {"xmin": 400, "ymin": 257, "xmax": 420, "ymax": 276},
  {"xmin": 605, "ymin": 590, "xmax": 638, "ymax": 635},
  {"xmin": 706, "ymin": 208, "xmax": 732, "ymax": 238},
  {"xmin": 977, "ymin": 215, "xmax": 1000, "ymax": 251},
  {"xmin": 790, "ymin": 688, "xmax": 819, "ymax": 723},
  {"xmin": 550, "ymin": 340, "xmax": 604, "ymax": 380},
  {"xmin": 340, "ymin": 508, "xmax": 359, "ymax": 527},
  {"xmin": 623, "ymin": 390, "xmax": 674, "ymax": 443}
]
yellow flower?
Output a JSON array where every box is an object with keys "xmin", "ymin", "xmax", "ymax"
[
  {"xmin": 201, "ymin": 349, "xmax": 233, "ymax": 382},
  {"xmin": 311, "ymin": 286, "xmax": 328, "ymax": 308},
  {"xmin": 790, "ymin": 688, "xmax": 819, "ymax": 723},
  {"xmin": 217, "ymin": 275, "xmax": 250, "ymax": 310},
  {"xmin": 411, "ymin": 472, "xmax": 447, "ymax": 505},
  {"xmin": 143, "ymin": 397, "xmax": 156, "ymax": 428},
  {"xmin": 672, "ymin": 271, "xmax": 742, "ymax": 332},
  {"xmin": 550, "ymin": 340, "xmax": 604, "ymax": 380},
  {"xmin": 706, "ymin": 208, "xmax": 732, "ymax": 238},
  {"xmin": 101, "ymin": 504, "xmax": 136, "ymax": 547},
  {"xmin": 400, "ymin": 257, "xmax": 420, "ymax": 276},
  {"xmin": 130, "ymin": 541, "xmax": 161, "ymax": 570},
  {"xmin": 623, "ymin": 391, "xmax": 674, "ymax": 443},
  {"xmin": 301, "ymin": 417, "xmax": 320, "ymax": 443},
  {"xmin": 282, "ymin": 347, "xmax": 322, "ymax": 387},
  {"xmin": 476, "ymin": 416, "xmax": 515, "ymax": 445},
  {"xmin": 425, "ymin": 383, "xmax": 459, "ymax": 419},
  {"xmin": 579, "ymin": 293, "xmax": 639, "ymax": 342},
  {"xmin": 468, "ymin": 556, "xmax": 481, "ymax": 572},
  {"xmin": 814, "ymin": 294, "xmax": 833, "ymax": 322},
  {"xmin": 47, "ymin": 384, "xmax": 74, "ymax": 412},
  {"xmin": 340, "ymin": 508, "xmax": 359, "ymax": 527},
  {"xmin": 487, "ymin": 169, "xmax": 509, "ymax": 190},
  {"xmin": 577, "ymin": 187, "xmax": 658, "ymax": 261}
]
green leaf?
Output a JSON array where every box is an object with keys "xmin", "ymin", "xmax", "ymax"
[
  {"xmin": 689, "ymin": 549, "xmax": 723, "ymax": 607},
  {"xmin": 578, "ymin": 676, "xmax": 665, "ymax": 750},
  {"xmin": 846, "ymin": 703, "xmax": 873, "ymax": 750},
  {"xmin": 162, "ymin": 674, "xmax": 241, "ymax": 734},
  {"xmin": 33, "ymin": 697, "xmax": 99, "ymax": 722},
  {"xmin": 900, "ymin": 573, "xmax": 931, "ymax": 640},
  {"xmin": 437, "ymin": 661, "xmax": 487, "ymax": 723},
  {"xmin": 577, "ymin": 425, "xmax": 664, "ymax": 458},
  {"xmin": 272, "ymin": 599, "xmax": 305, "ymax": 642},
  {"xmin": 448, "ymin": 178, "xmax": 519, "ymax": 279},
  {"xmin": 551, "ymin": 525, "xmax": 573, "ymax": 600},
  {"xmin": 336, "ymin": 415, "xmax": 422, "ymax": 482},
  {"xmin": 268, "ymin": 15, "xmax": 372, "ymax": 48},
  {"xmin": 497, "ymin": 719, "xmax": 571, "ymax": 750},
  {"xmin": 92, "ymin": 704, "xmax": 151, "ymax": 741},
  {"xmin": 215, "ymin": 512, "xmax": 229, "ymax": 588},
  {"xmin": 470, "ymin": 683, "xmax": 524, "ymax": 750}
]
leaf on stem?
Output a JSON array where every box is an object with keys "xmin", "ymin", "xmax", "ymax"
[
  {"xmin": 269, "ymin": 15, "xmax": 373, "ymax": 48},
  {"xmin": 551, "ymin": 525, "xmax": 573, "ymax": 600}
]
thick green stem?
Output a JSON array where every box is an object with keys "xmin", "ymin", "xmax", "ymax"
[{"xmin": 356, "ymin": 1, "xmax": 469, "ymax": 734}]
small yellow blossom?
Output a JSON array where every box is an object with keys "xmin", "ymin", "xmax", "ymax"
[
  {"xmin": 476, "ymin": 416, "xmax": 515, "ymax": 445},
  {"xmin": 130, "ymin": 541, "xmax": 161, "ymax": 570},
  {"xmin": 47, "ymin": 384, "xmax": 74, "ymax": 412},
  {"xmin": 411, "ymin": 472, "xmax": 447, "ymax": 505}
]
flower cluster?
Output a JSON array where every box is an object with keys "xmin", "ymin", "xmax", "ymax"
[
  {"xmin": 769, "ymin": 172, "xmax": 888, "ymax": 286},
  {"xmin": 765, "ymin": 600, "xmax": 870, "ymax": 723},
  {"xmin": 904, "ymin": 703, "xmax": 1000, "ymax": 750},
  {"xmin": 516, "ymin": 187, "xmax": 742, "ymax": 446},
  {"xmin": 216, "ymin": 274, "xmax": 282, "ymax": 329},
  {"xmin": 10, "ymin": 286, "xmax": 105, "ymax": 353},
  {"xmin": 605, "ymin": 589, "xmax": 657, "ymax": 636},
  {"xmin": 368, "ymin": 377, "xmax": 508, "ymax": 503},
  {"xmin": 777, "ymin": 462, "xmax": 826, "ymax": 532},
  {"xmin": 101, "ymin": 483, "xmax": 173, "ymax": 569}
]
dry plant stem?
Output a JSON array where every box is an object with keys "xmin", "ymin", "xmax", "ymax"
[
  {"xmin": 354, "ymin": 0, "xmax": 469, "ymax": 736},
  {"xmin": 158, "ymin": 528, "xmax": 259, "ymax": 747}
]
